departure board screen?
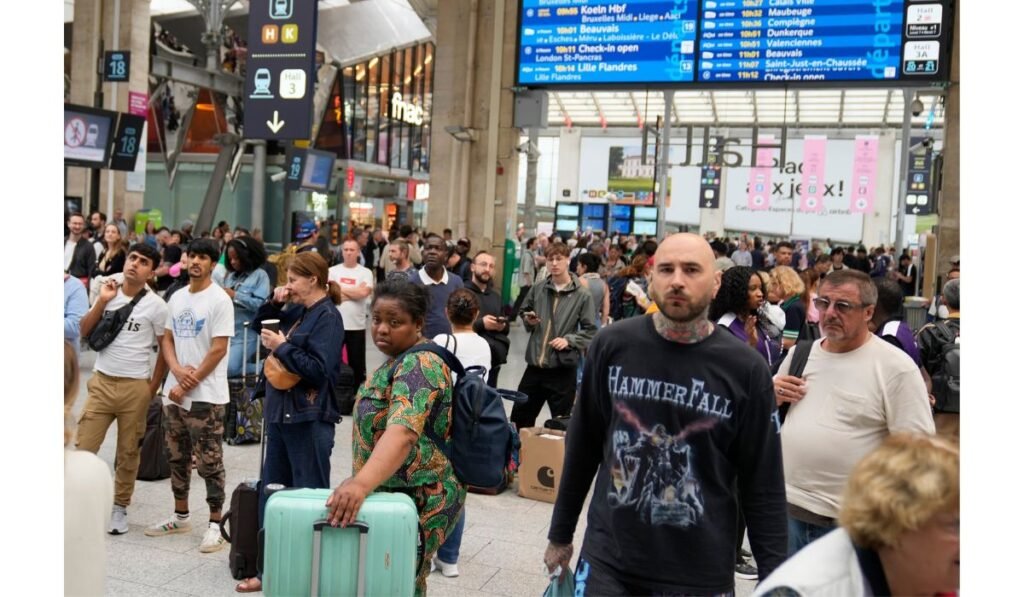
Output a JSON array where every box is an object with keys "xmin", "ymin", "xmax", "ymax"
[{"xmin": 516, "ymin": 0, "xmax": 953, "ymax": 87}]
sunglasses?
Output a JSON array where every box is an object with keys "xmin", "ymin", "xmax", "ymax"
[{"xmin": 812, "ymin": 297, "xmax": 866, "ymax": 315}]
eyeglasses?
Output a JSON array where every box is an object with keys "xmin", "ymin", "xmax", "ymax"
[{"xmin": 812, "ymin": 297, "xmax": 867, "ymax": 315}]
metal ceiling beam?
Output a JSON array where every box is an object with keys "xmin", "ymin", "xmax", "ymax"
[
  {"xmin": 590, "ymin": 92, "xmax": 607, "ymax": 127},
  {"xmin": 709, "ymin": 91, "xmax": 719, "ymax": 125},
  {"xmin": 628, "ymin": 91, "xmax": 643, "ymax": 127},
  {"xmin": 151, "ymin": 54, "xmax": 244, "ymax": 97},
  {"xmin": 882, "ymin": 89, "xmax": 894, "ymax": 126},
  {"xmin": 839, "ymin": 90, "xmax": 847, "ymax": 124},
  {"xmin": 552, "ymin": 92, "xmax": 572, "ymax": 127},
  {"xmin": 751, "ymin": 91, "xmax": 759, "ymax": 125}
]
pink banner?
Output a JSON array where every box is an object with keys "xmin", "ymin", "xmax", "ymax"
[
  {"xmin": 747, "ymin": 135, "xmax": 775, "ymax": 210},
  {"xmin": 799, "ymin": 136, "xmax": 827, "ymax": 212},
  {"xmin": 850, "ymin": 135, "xmax": 879, "ymax": 214},
  {"xmin": 129, "ymin": 91, "xmax": 148, "ymax": 116}
]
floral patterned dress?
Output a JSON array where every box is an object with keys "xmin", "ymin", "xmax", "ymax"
[{"xmin": 353, "ymin": 345, "xmax": 466, "ymax": 594}]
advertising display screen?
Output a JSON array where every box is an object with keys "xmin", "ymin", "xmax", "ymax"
[
  {"xmin": 610, "ymin": 204, "xmax": 633, "ymax": 219},
  {"xmin": 556, "ymin": 218, "xmax": 580, "ymax": 231},
  {"xmin": 633, "ymin": 206, "xmax": 658, "ymax": 220},
  {"xmin": 557, "ymin": 203, "xmax": 581, "ymax": 217},
  {"xmin": 516, "ymin": 0, "xmax": 954, "ymax": 87},
  {"xmin": 300, "ymin": 149, "xmax": 336, "ymax": 192},
  {"xmin": 64, "ymin": 105, "xmax": 116, "ymax": 168},
  {"xmin": 611, "ymin": 218, "xmax": 631, "ymax": 234},
  {"xmin": 633, "ymin": 219, "xmax": 658, "ymax": 236}
]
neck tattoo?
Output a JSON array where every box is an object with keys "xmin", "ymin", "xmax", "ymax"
[{"xmin": 653, "ymin": 312, "xmax": 715, "ymax": 344}]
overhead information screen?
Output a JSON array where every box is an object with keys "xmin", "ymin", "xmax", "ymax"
[
  {"xmin": 516, "ymin": 0, "xmax": 953, "ymax": 87},
  {"xmin": 517, "ymin": 0, "xmax": 699, "ymax": 85}
]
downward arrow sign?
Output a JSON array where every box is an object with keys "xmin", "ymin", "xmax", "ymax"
[{"xmin": 267, "ymin": 110, "xmax": 285, "ymax": 134}]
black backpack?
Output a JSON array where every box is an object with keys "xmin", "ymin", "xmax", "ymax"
[
  {"xmin": 926, "ymin": 321, "xmax": 960, "ymax": 414},
  {"xmin": 390, "ymin": 343, "xmax": 527, "ymax": 493}
]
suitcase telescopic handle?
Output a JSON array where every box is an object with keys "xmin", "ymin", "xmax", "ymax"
[
  {"xmin": 310, "ymin": 520, "xmax": 369, "ymax": 597},
  {"xmin": 309, "ymin": 518, "xmax": 370, "ymax": 597}
]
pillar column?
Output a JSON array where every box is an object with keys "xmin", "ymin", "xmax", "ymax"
[
  {"xmin": 68, "ymin": 0, "xmax": 150, "ymax": 222},
  {"xmin": 937, "ymin": 9, "xmax": 959, "ymax": 273},
  {"xmin": 429, "ymin": 0, "xmax": 521, "ymax": 274}
]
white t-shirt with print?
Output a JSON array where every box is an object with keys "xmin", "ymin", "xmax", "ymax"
[
  {"xmin": 329, "ymin": 263, "xmax": 375, "ymax": 330},
  {"xmin": 165, "ymin": 284, "xmax": 235, "ymax": 405},
  {"xmin": 433, "ymin": 332, "xmax": 491, "ymax": 382},
  {"xmin": 94, "ymin": 289, "xmax": 169, "ymax": 379}
]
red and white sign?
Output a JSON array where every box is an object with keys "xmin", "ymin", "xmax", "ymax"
[
  {"xmin": 747, "ymin": 135, "xmax": 775, "ymax": 211},
  {"xmin": 850, "ymin": 135, "xmax": 879, "ymax": 214},
  {"xmin": 799, "ymin": 135, "xmax": 827, "ymax": 213}
]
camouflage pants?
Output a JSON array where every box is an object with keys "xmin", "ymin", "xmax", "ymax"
[{"xmin": 163, "ymin": 402, "xmax": 226, "ymax": 512}]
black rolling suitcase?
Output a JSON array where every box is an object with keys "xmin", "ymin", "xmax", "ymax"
[
  {"xmin": 227, "ymin": 322, "xmax": 263, "ymax": 445},
  {"xmin": 219, "ymin": 411, "xmax": 268, "ymax": 580}
]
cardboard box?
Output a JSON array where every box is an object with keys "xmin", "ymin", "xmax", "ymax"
[{"xmin": 518, "ymin": 427, "xmax": 566, "ymax": 503}]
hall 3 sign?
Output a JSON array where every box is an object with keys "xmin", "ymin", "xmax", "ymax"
[{"xmin": 389, "ymin": 92, "xmax": 424, "ymax": 126}]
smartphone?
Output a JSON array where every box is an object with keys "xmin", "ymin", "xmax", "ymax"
[{"xmin": 496, "ymin": 316, "xmax": 508, "ymax": 323}]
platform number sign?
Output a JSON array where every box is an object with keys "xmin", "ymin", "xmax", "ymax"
[
  {"xmin": 108, "ymin": 114, "xmax": 146, "ymax": 172},
  {"xmin": 103, "ymin": 51, "xmax": 130, "ymax": 82}
]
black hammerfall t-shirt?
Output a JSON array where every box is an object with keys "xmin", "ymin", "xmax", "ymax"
[{"xmin": 548, "ymin": 316, "xmax": 788, "ymax": 594}]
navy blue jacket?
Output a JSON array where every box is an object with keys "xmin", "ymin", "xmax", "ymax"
[{"xmin": 254, "ymin": 296, "xmax": 344, "ymax": 425}]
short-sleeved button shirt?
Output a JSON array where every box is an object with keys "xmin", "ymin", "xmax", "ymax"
[{"xmin": 352, "ymin": 348, "xmax": 458, "ymax": 490}]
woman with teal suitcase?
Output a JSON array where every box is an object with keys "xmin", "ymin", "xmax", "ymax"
[{"xmin": 326, "ymin": 278, "xmax": 466, "ymax": 596}]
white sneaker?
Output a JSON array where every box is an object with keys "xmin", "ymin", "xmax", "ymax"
[
  {"xmin": 432, "ymin": 555, "xmax": 459, "ymax": 578},
  {"xmin": 109, "ymin": 505, "xmax": 129, "ymax": 535},
  {"xmin": 200, "ymin": 522, "xmax": 227, "ymax": 553},
  {"xmin": 144, "ymin": 514, "xmax": 192, "ymax": 537}
]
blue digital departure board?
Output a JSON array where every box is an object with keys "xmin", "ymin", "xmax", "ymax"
[{"xmin": 516, "ymin": 0, "xmax": 953, "ymax": 87}]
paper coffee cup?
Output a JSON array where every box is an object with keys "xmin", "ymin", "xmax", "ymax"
[{"xmin": 263, "ymin": 319, "xmax": 280, "ymax": 333}]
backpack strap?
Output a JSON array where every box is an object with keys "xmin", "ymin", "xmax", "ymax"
[
  {"xmin": 787, "ymin": 340, "xmax": 814, "ymax": 378},
  {"xmin": 388, "ymin": 342, "xmax": 465, "ymax": 381}
]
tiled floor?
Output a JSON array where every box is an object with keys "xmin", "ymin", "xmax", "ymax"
[{"xmin": 76, "ymin": 325, "xmax": 756, "ymax": 596}]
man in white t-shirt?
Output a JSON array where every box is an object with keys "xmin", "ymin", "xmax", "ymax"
[
  {"xmin": 76, "ymin": 243, "xmax": 169, "ymax": 535},
  {"xmin": 329, "ymin": 238, "xmax": 374, "ymax": 388},
  {"xmin": 773, "ymin": 269, "xmax": 934, "ymax": 556},
  {"xmin": 145, "ymin": 239, "xmax": 234, "ymax": 554}
]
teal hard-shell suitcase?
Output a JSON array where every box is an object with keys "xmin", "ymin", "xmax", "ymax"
[{"xmin": 262, "ymin": 488, "xmax": 419, "ymax": 597}]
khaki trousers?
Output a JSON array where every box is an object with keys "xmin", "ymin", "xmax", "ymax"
[{"xmin": 76, "ymin": 371, "xmax": 151, "ymax": 507}]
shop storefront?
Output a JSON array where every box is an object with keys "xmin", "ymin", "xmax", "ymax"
[{"xmin": 314, "ymin": 42, "xmax": 434, "ymax": 235}]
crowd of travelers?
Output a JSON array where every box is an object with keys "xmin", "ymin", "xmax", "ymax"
[{"xmin": 63, "ymin": 210, "xmax": 959, "ymax": 596}]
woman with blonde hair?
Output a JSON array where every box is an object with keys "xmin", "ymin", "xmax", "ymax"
[
  {"xmin": 64, "ymin": 341, "xmax": 114, "ymax": 597},
  {"xmin": 236, "ymin": 252, "xmax": 344, "ymax": 593},
  {"xmin": 754, "ymin": 433, "xmax": 959, "ymax": 596},
  {"xmin": 770, "ymin": 265, "xmax": 807, "ymax": 349}
]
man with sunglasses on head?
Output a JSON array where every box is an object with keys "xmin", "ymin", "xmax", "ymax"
[{"xmin": 772, "ymin": 269, "xmax": 934, "ymax": 556}]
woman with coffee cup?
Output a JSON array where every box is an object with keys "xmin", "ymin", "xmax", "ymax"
[{"xmin": 237, "ymin": 252, "xmax": 344, "ymax": 594}]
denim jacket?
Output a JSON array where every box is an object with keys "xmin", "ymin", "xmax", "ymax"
[
  {"xmin": 224, "ymin": 269, "xmax": 271, "ymax": 376},
  {"xmin": 255, "ymin": 296, "xmax": 345, "ymax": 425}
]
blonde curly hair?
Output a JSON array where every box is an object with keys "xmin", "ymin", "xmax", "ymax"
[
  {"xmin": 769, "ymin": 265, "xmax": 804, "ymax": 299},
  {"xmin": 839, "ymin": 433, "xmax": 959, "ymax": 550}
]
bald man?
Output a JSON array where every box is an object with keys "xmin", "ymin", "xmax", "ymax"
[{"xmin": 544, "ymin": 234, "xmax": 788, "ymax": 595}]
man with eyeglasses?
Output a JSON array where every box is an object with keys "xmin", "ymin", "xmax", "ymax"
[{"xmin": 772, "ymin": 269, "xmax": 934, "ymax": 556}]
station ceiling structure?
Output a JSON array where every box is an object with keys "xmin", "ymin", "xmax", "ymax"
[{"xmin": 545, "ymin": 89, "xmax": 944, "ymax": 130}]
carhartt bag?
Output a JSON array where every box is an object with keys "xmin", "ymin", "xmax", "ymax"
[{"xmin": 87, "ymin": 289, "xmax": 147, "ymax": 351}]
